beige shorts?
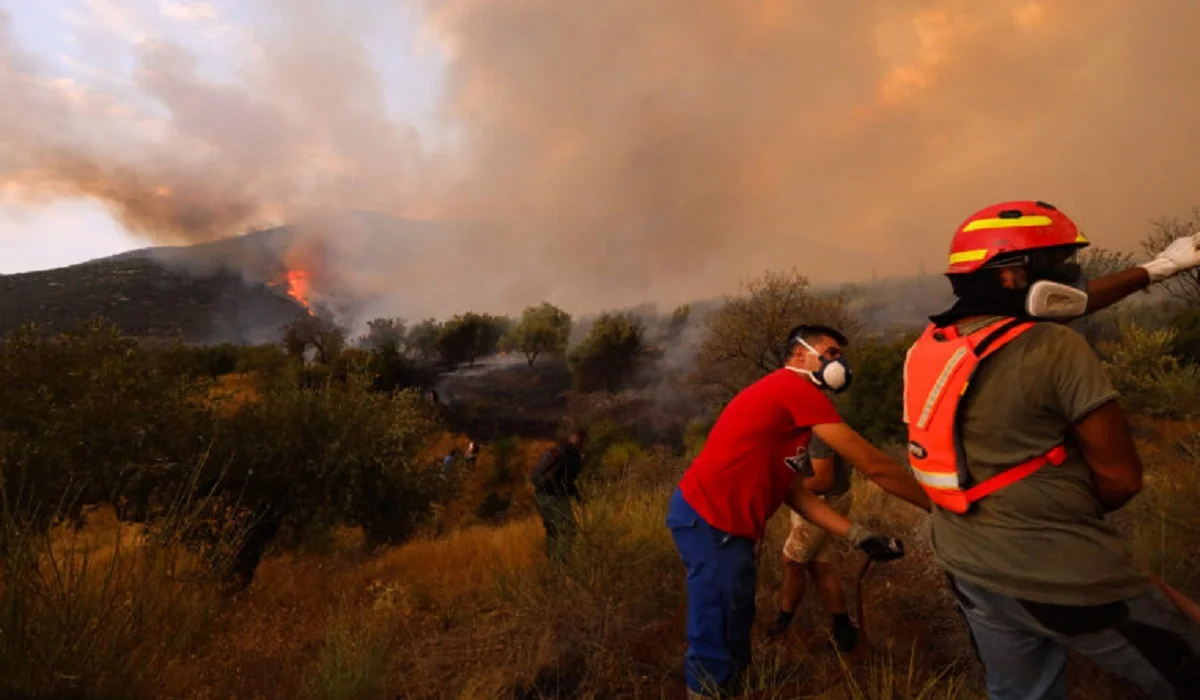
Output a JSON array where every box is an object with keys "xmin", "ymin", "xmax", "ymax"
[{"xmin": 782, "ymin": 491, "xmax": 852, "ymax": 565}]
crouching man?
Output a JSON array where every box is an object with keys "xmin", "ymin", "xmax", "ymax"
[{"xmin": 667, "ymin": 324, "xmax": 931, "ymax": 699}]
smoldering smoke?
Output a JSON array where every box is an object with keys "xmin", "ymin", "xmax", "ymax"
[{"xmin": 2, "ymin": 0, "xmax": 1199, "ymax": 322}]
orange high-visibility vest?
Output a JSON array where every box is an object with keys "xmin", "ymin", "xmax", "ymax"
[{"xmin": 902, "ymin": 317, "xmax": 1068, "ymax": 514}]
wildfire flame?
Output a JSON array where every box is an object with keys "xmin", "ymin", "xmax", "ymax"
[{"xmin": 273, "ymin": 268, "xmax": 315, "ymax": 316}]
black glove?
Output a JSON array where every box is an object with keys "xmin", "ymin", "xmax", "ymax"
[{"xmin": 857, "ymin": 535, "xmax": 905, "ymax": 562}]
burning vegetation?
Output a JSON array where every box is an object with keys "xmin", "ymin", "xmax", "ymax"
[{"xmin": 274, "ymin": 268, "xmax": 315, "ymax": 316}]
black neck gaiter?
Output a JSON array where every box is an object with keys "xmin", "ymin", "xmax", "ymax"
[{"xmin": 929, "ymin": 287, "xmax": 1031, "ymax": 328}]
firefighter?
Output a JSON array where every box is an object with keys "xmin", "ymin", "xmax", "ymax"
[
  {"xmin": 904, "ymin": 200, "xmax": 1200, "ymax": 699},
  {"xmin": 667, "ymin": 324, "xmax": 930, "ymax": 700}
]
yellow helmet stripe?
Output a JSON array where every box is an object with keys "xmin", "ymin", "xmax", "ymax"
[
  {"xmin": 948, "ymin": 249, "xmax": 989, "ymax": 265},
  {"xmin": 961, "ymin": 215, "xmax": 1053, "ymax": 232}
]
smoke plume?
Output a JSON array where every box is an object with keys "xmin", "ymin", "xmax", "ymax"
[{"xmin": 2, "ymin": 0, "xmax": 1200, "ymax": 320}]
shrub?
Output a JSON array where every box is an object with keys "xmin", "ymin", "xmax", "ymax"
[
  {"xmin": 234, "ymin": 343, "xmax": 292, "ymax": 384},
  {"xmin": 0, "ymin": 321, "xmax": 212, "ymax": 530},
  {"xmin": 485, "ymin": 436, "xmax": 519, "ymax": 487},
  {"xmin": 152, "ymin": 342, "xmax": 242, "ymax": 379},
  {"xmin": 1128, "ymin": 430, "xmax": 1200, "ymax": 595},
  {"xmin": 567, "ymin": 312, "xmax": 645, "ymax": 392},
  {"xmin": 305, "ymin": 594, "xmax": 405, "ymax": 700},
  {"xmin": 474, "ymin": 491, "xmax": 513, "ymax": 522},
  {"xmin": 1101, "ymin": 321, "xmax": 1200, "ymax": 418},
  {"xmin": 837, "ymin": 334, "xmax": 915, "ymax": 446},
  {"xmin": 202, "ymin": 377, "xmax": 443, "ymax": 576},
  {"xmin": 1167, "ymin": 306, "xmax": 1200, "ymax": 366}
]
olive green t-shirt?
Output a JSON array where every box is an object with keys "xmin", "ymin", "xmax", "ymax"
[
  {"xmin": 929, "ymin": 318, "xmax": 1152, "ymax": 606},
  {"xmin": 809, "ymin": 434, "xmax": 852, "ymax": 497}
]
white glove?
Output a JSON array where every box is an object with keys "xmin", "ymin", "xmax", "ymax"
[{"xmin": 1141, "ymin": 232, "xmax": 1200, "ymax": 283}]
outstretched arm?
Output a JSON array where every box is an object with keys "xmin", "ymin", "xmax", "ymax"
[
  {"xmin": 1086, "ymin": 232, "xmax": 1200, "ymax": 314},
  {"xmin": 1085, "ymin": 268, "xmax": 1149, "ymax": 314},
  {"xmin": 812, "ymin": 422, "xmax": 931, "ymax": 512}
]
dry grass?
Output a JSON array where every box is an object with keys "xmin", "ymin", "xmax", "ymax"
[
  {"xmin": 0, "ymin": 504, "xmax": 233, "ymax": 698},
  {"xmin": 10, "ymin": 422, "xmax": 1198, "ymax": 699}
]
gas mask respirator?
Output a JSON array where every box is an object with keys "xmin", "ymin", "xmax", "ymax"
[
  {"xmin": 980, "ymin": 249, "xmax": 1090, "ymax": 321},
  {"xmin": 1025, "ymin": 279, "xmax": 1089, "ymax": 319},
  {"xmin": 794, "ymin": 339, "xmax": 853, "ymax": 394},
  {"xmin": 1024, "ymin": 251, "xmax": 1089, "ymax": 320}
]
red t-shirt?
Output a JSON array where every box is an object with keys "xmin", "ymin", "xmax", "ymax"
[{"xmin": 679, "ymin": 368, "xmax": 842, "ymax": 541}]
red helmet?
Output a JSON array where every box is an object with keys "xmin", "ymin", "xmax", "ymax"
[{"xmin": 945, "ymin": 200, "xmax": 1089, "ymax": 275}]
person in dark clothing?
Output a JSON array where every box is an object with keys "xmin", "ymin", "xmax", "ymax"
[{"xmin": 530, "ymin": 429, "xmax": 587, "ymax": 562}]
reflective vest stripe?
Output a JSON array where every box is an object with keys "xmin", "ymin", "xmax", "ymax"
[
  {"xmin": 915, "ymin": 346, "xmax": 969, "ymax": 430},
  {"xmin": 902, "ymin": 343, "xmax": 916, "ymax": 425},
  {"xmin": 910, "ymin": 466, "xmax": 960, "ymax": 490}
]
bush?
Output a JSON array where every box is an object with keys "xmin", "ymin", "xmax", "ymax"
[
  {"xmin": 837, "ymin": 334, "xmax": 915, "ymax": 446},
  {"xmin": 152, "ymin": 342, "xmax": 242, "ymax": 379},
  {"xmin": 0, "ymin": 321, "xmax": 212, "ymax": 530},
  {"xmin": 203, "ymin": 377, "xmax": 442, "ymax": 572},
  {"xmin": 1128, "ymin": 430, "xmax": 1200, "ymax": 595},
  {"xmin": 0, "ymin": 318, "xmax": 448, "ymax": 589},
  {"xmin": 1167, "ymin": 306, "xmax": 1200, "ymax": 366},
  {"xmin": 567, "ymin": 312, "xmax": 645, "ymax": 392},
  {"xmin": 305, "ymin": 594, "xmax": 404, "ymax": 700},
  {"xmin": 474, "ymin": 491, "xmax": 513, "ymax": 522},
  {"xmin": 1101, "ymin": 321, "xmax": 1200, "ymax": 418},
  {"xmin": 485, "ymin": 436, "xmax": 519, "ymax": 487},
  {"xmin": 234, "ymin": 343, "xmax": 292, "ymax": 382}
]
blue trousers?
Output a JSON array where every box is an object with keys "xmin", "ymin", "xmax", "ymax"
[
  {"xmin": 949, "ymin": 575, "xmax": 1200, "ymax": 699},
  {"xmin": 666, "ymin": 487, "xmax": 757, "ymax": 697}
]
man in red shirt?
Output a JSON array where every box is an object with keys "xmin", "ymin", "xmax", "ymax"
[{"xmin": 666, "ymin": 324, "xmax": 932, "ymax": 699}]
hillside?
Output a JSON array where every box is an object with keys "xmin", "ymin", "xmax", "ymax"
[
  {"xmin": 0, "ymin": 253, "xmax": 311, "ymax": 345},
  {"xmin": 0, "ymin": 212, "xmax": 455, "ymax": 345},
  {"xmin": 0, "ymin": 208, "xmax": 962, "ymax": 347}
]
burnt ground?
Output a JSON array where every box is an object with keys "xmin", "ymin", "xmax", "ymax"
[
  {"xmin": 435, "ymin": 356, "xmax": 574, "ymax": 442},
  {"xmin": 433, "ymin": 354, "xmax": 705, "ymax": 448}
]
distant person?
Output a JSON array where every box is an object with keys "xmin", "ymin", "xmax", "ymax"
[
  {"xmin": 442, "ymin": 449, "xmax": 460, "ymax": 472},
  {"xmin": 465, "ymin": 441, "xmax": 480, "ymax": 464},
  {"xmin": 666, "ymin": 324, "xmax": 928, "ymax": 700},
  {"xmin": 907, "ymin": 201, "xmax": 1200, "ymax": 699},
  {"xmin": 529, "ymin": 429, "xmax": 587, "ymax": 563},
  {"xmin": 765, "ymin": 432, "xmax": 860, "ymax": 652}
]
